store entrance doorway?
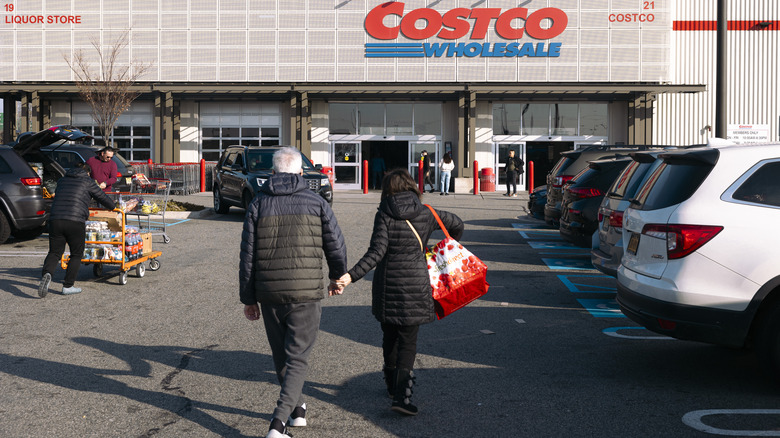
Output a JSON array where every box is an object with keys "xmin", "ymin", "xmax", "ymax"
[
  {"xmin": 362, "ymin": 141, "xmax": 408, "ymax": 190},
  {"xmin": 525, "ymin": 141, "xmax": 574, "ymax": 188}
]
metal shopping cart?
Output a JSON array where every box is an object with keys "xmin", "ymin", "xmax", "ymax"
[
  {"xmin": 122, "ymin": 176, "xmax": 172, "ymax": 244},
  {"xmin": 60, "ymin": 208, "xmax": 163, "ymax": 285}
]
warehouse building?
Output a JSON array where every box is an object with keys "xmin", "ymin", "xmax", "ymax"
[{"xmin": 1, "ymin": 1, "xmax": 777, "ymax": 192}]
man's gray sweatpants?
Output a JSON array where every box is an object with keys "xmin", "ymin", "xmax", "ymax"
[{"xmin": 261, "ymin": 300, "xmax": 322, "ymax": 424}]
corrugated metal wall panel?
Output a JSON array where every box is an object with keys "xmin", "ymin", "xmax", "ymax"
[{"xmin": 656, "ymin": 1, "xmax": 778, "ymax": 145}]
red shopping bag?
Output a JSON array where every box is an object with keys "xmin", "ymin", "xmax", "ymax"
[{"xmin": 424, "ymin": 205, "xmax": 489, "ymax": 319}]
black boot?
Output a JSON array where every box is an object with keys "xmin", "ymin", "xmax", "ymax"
[
  {"xmin": 391, "ymin": 368, "xmax": 418, "ymax": 416},
  {"xmin": 383, "ymin": 366, "xmax": 396, "ymax": 398}
]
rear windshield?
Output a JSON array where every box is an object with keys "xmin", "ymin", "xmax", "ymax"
[
  {"xmin": 550, "ymin": 155, "xmax": 575, "ymax": 177},
  {"xmin": 632, "ymin": 161, "xmax": 714, "ymax": 210},
  {"xmin": 608, "ymin": 159, "xmax": 660, "ymax": 200}
]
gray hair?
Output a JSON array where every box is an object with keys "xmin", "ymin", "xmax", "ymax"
[{"xmin": 273, "ymin": 147, "xmax": 303, "ymax": 173}]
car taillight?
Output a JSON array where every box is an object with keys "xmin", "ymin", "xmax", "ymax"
[
  {"xmin": 609, "ymin": 211, "xmax": 624, "ymax": 229},
  {"xmin": 20, "ymin": 177, "xmax": 42, "ymax": 186},
  {"xmin": 568, "ymin": 187, "xmax": 603, "ymax": 199},
  {"xmin": 598, "ymin": 207, "xmax": 608, "ymax": 222},
  {"xmin": 641, "ymin": 224, "xmax": 724, "ymax": 259},
  {"xmin": 553, "ymin": 175, "xmax": 573, "ymax": 188},
  {"xmin": 116, "ymin": 172, "xmax": 123, "ymax": 178}
]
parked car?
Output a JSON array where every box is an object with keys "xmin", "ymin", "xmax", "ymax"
[
  {"xmin": 558, "ymin": 156, "xmax": 633, "ymax": 247},
  {"xmin": 616, "ymin": 142, "xmax": 780, "ymax": 375},
  {"xmin": 40, "ymin": 143, "xmax": 135, "ymax": 192},
  {"xmin": 544, "ymin": 145, "xmax": 642, "ymax": 226},
  {"xmin": 527, "ymin": 185, "xmax": 547, "ymax": 220},
  {"xmin": 1, "ymin": 126, "xmax": 91, "ymax": 243},
  {"xmin": 590, "ymin": 151, "xmax": 666, "ymax": 276},
  {"xmin": 212, "ymin": 145, "xmax": 333, "ymax": 213}
]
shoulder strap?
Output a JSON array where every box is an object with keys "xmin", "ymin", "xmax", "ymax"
[
  {"xmin": 406, "ymin": 220, "xmax": 423, "ymax": 251},
  {"xmin": 424, "ymin": 204, "xmax": 450, "ymax": 239}
]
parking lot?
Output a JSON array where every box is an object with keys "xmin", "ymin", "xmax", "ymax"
[{"xmin": 1, "ymin": 191, "xmax": 779, "ymax": 437}]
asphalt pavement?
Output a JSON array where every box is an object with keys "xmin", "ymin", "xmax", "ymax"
[{"xmin": 0, "ymin": 190, "xmax": 777, "ymax": 437}]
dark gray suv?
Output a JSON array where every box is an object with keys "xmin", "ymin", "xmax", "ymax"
[
  {"xmin": 0, "ymin": 126, "xmax": 91, "ymax": 243},
  {"xmin": 213, "ymin": 145, "xmax": 333, "ymax": 213}
]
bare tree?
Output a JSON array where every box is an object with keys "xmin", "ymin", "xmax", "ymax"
[{"xmin": 64, "ymin": 30, "xmax": 151, "ymax": 147}]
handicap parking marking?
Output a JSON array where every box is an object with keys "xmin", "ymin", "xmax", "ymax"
[
  {"xmin": 557, "ymin": 274, "xmax": 616, "ymax": 293},
  {"xmin": 511, "ymin": 223, "xmax": 557, "ymax": 230},
  {"xmin": 683, "ymin": 409, "xmax": 780, "ymax": 436},
  {"xmin": 516, "ymin": 231, "xmax": 564, "ymax": 240},
  {"xmin": 542, "ymin": 258, "xmax": 597, "ymax": 271},
  {"xmin": 576, "ymin": 298, "xmax": 626, "ymax": 318},
  {"xmin": 602, "ymin": 326, "xmax": 674, "ymax": 340}
]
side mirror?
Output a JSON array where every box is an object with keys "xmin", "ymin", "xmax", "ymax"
[{"xmin": 315, "ymin": 164, "xmax": 323, "ymax": 170}]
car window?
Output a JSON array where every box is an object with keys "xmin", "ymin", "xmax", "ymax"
[
  {"xmin": 112, "ymin": 152, "xmax": 131, "ymax": 167},
  {"xmin": 234, "ymin": 153, "xmax": 245, "ymax": 168},
  {"xmin": 247, "ymin": 152, "xmax": 274, "ymax": 171},
  {"xmin": 48, "ymin": 150, "xmax": 83, "ymax": 169},
  {"xmin": 633, "ymin": 161, "xmax": 714, "ymax": 210},
  {"xmin": 608, "ymin": 161, "xmax": 639, "ymax": 197},
  {"xmin": 0, "ymin": 155, "xmax": 11, "ymax": 173},
  {"xmin": 549, "ymin": 156, "xmax": 573, "ymax": 177},
  {"xmin": 223, "ymin": 151, "xmax": 237, "ymax": 168},
  {"xmin": 732, "ymin": 161, "xmax": 780, "ymax": 207}
]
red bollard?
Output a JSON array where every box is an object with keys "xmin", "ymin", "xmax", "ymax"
[
  {"xmin": 528, "ymin": 161, "xmax": 535, "ymax": 192},
  {"xmin": 147, "ymin": 158, "xmax": 152, "ymax": 165},
  {"xmin": 418, "ymin": 158, "xmax": 424, "ymax": 193},
  {"xmin": 473, "ymin": 161, "xmax": 479, "ymax": 195},
  {"xmin": 200, "ymin": 158, "xmax": 206, "ymax": 192},
  {"xmin": 363, "ymin": 160, "xmax": 369, "ymax": 194}
]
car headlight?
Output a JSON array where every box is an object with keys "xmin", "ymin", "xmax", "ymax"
[
  {"xmin": 255, "ymin": 178, "xmax": 267, "ymax": 186},
  {"xmin": 321, "ymin": 177, "xmax": 330, "ymax": 187}
]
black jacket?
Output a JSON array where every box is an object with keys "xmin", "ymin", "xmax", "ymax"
[
  {"xmin": 348, "ymin": 191, "xmax": 464, "ymax": 326},
  {"xmin": 505, "ymin": 156, "xmax": 524, "ymax": 174},
  {"xmin": 49, "ymin": 167, "xmax": 116, "ymax": 222},
  {"xmin": 239, "ymin": 173, "xmax": 347, "ymax": 305}
]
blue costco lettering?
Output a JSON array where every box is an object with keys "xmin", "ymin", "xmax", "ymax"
[{"xmin": 364, "ymin": 42, "xmax": 562, "ymax": 58}]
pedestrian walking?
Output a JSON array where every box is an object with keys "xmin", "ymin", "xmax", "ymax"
[
  {"xmin": 420, "ymin": 150, "xmax": 435, "ymax": 193},
  {"xmin": 503, "ymin": 149, "xmax": 524, "ymax": 197},
  {"xmin": 38, "ymin": 163, "xmax": 116, "ymax": 297},
  {"xmin": 438, "ymin": 152, "xmax": 454, "ymax": 195},
  {"xmin": 86, "ymin": 145, "xmax": 118, "ymax": 192},
  {"xmin": 336, "ymin": 169, "xmax": 463, "ymax": 416},
  {"xmin": 239, "ymin": 147, "xmax": 348, "ymax": 438}
]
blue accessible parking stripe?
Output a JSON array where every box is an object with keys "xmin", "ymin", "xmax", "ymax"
[
  {"xmin": 557, "ymin": 274, "xmax": 616, "ymax": 293},
  {"xmin": 528, "ymin": 241, "xmax": 582, "ymax": 250},
  {"xmin": 576, "ymin": 299, "xmax": 626, "ymax": 318},
  {"xmin": 542, "ymin": 258, "xmax": 597, "ymax": 270}
]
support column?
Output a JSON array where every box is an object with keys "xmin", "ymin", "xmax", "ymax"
[
  {"xmin": 290, "ymin": 92, "xmax": 298, "ymax": 149},
  {"xmin": 30, "ymin": 91, "xmax": 42, "ymax": 132},
  {"xmin": 457, "ymin": 93, "xmax": 466, "ymax": 174},
  {"xmin": 3, "ymin": 95, "xmax": 17, "ymax": 144},
  {"xmin": 468, "ymin": 90, "xmax": 476, "ymax": 169},
  {"xmin": 20, "ymin": 93, "xmax": 30, "ymax": 134},
  {"xmin": 153, "ymin": 92, "xmax": 163, "ymax": 163},
  {"xmin": 628, "ymin": 93, "xmax": 655, "ymax": 145},
  {"xmin": 300, "ymin": 91, "xmax": 311, "ymax": 157},
  {"xmin": 172, "ymin": 97, "xmax": 181, "ymax": 162}
]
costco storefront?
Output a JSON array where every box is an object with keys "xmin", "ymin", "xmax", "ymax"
[{"xmin": 1, "ymin": 1, "xmax": 776, "ymax": 191}]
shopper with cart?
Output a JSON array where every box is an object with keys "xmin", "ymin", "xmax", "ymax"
[
  {"xmin": 239, "ymin": 147, "xmax": 347, "ymax": 438},
  {"xmin": 38, "ymin": 163, "xmax": 116, "ymax": 297},
  {"xmin": 86, "ymin": 145, "xmax": 118, "ymax": 192}
]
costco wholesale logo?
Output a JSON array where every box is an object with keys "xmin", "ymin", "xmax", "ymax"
[{"xmin": 364, "ymin": 2, "xmax": 568, "ymax": 58}]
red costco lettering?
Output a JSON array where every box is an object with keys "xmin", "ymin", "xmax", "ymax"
[{"xmin": 365, "ymin": 2, "xmax": 568, "ymax": 40}]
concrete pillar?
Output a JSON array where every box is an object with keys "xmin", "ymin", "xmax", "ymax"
[
  {"xmin": 300, "ymin": 91, "xmax": 311, "ymax": 157},
  {"xmin": 3, "ymin": 95, "xmax": 17, "ymax": 143},
  {"xmin": 628, "ymin": 93, "xmax": 655, "ymax": 145}
]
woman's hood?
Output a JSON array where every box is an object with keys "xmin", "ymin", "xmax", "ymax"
[{"xmin": 379, "ymin": 191, "xmax": 423, "ymax": 220}]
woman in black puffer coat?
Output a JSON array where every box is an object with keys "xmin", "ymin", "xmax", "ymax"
[{"xmin": 343, "ymin": 169, "xmax": 463, "ymax": 416}]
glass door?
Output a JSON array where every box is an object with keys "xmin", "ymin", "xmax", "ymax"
[
  {"xmin": 494, "ymin": 142, "xmax": 526, "ymax": 192},
  {"xmin": 331, "ymin": 141, "xmax": 361, "ymax": 190},
  {"xmin": 409, "ymin": 141, "xmax": 439, "ymax": 192}
]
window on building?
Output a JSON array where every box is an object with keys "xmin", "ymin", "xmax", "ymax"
[
  {"xmin": 358, "ymin": 103, "xmax": 385, "ymax": 135},
  {"xmin": 493, "ymin": 102, "xmax": 608, "ymax": 137},
  {"xmin": 580, "ymin": 104, "xmax": 609, "ymax": 136},
  {"xmin": 552, "ymin": 104, "xmax": 578, "ymax": 136},
  {"xmin": 521, "ymin": 104, "xmax": 550, "ymax": 135},
  {"xmin": 73, "ymin": 101, "xmax": 153, "ymax": 162},
  {"xmin": 413, "ymin": 103, "xmax": 442, "ymax": 136},
  {"xmin": 200, "ymin": 102, "xmax": 281, "ymax": 161},
  {"xmin": 329, "ymin": 103, "xmax": 357, "ymax": 135},
  {"xmin": 386, "ymin": 103, "xmax": 413, "ymax": 135},
  {"xmin": 493, "ymin": 103, "xmax": 522, "ymax": 135},
  {"xmin": 330, "ymin": 102, "xmax": 441, "ymax": 136}
]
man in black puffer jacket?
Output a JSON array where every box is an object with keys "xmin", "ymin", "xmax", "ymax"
[
  {"xmin": 239, "ymin": 147, "xmax": 347, "ymax": 438},
  {"xmin": 39, "ymin": 163, "xmax": 116, "ymax": 297}
]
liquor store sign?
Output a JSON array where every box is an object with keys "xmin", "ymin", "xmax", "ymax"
[{"xmin": 364, "ymin": 2, "xmax": 568, "ymax": 58}]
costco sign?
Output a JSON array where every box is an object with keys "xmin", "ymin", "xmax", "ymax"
[{"xmin": 364, "ymin": 2, "xmax": 568, "ymax": 58}]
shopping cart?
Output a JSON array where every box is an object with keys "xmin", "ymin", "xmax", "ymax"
[
  {"xmin": 121, "ymin": 176, "xmax": 172, "ymax": 244},
  {"xmin": 60, "ymin": 208, "xmax": 163, "ymax": 285}
]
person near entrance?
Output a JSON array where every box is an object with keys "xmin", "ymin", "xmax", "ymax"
[
  {"xmin": 86, "ymin": 145, "xmax": 118, "ymax": 192},
  {"xmin": 371, "ymin": 153, "xmax": 387, "ymax": 189},
  {"xmin": 503, "ymin": 150, "xmax": 524, "ymax": 197},
  {"xmin": 438, "ymin": 152, "xmax": 454, "ymax": 195},
  {"xmin": 420, "ymin": 150, "xmax": 435, "ymax": 193},
  {"xmin": 239, "ymin": 147, "xmax": 347, "ymax": 438}
]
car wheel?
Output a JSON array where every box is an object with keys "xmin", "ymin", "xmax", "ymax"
[
  {"xmin": 11, "ymin": 225, "xmax": 46, "ymax": 241},
  {"xmin": 756, "ymin": 299, "xmax": 780, "ymax": 379},
  {"xmin": 242, "ymin": 191, "xmax": 254, "ymax": 211},
  {"xmin": 213, "ymin": 188, "xmax": 229, "ymax": 214},
  {"xmin": 0, "ymin": 211, "xmax": 11, "ymax": 244}
]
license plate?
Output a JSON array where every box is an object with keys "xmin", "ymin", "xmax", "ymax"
[
  {"xmin": 627, "ymin": 232, "xmax": 640, "ymax": 255},
  {"xmin": 125, "ymin": 177, "xmax": 132, "ymax": 184}
]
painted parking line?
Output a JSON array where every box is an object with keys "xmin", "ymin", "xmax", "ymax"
[
  {"xmin": 602, "ymin": 327, "xmax": 674, "ymax": 340},
  {"xmin": 558, "ymin": 274, "xmax": 616, "ymax": 293},
  {"xmin": 516, "ymin": 231, "xmax": 564, "ymax": 240},
  {"xmin": 576, "ymin": 298, "xmax": 626, "ymax": 318},
  {"xmin": 683, "ymin": 409, "xmax": 780, "ymax": 436},
  {"xmin": 511, "ymin": 223, "xmax": 556, "ymax": 230},
  {"xmin": 542, "ymin": 258, "xmax": 597, "ymax": 270},
  {"xmin": 528, "ymin": 241, "xmax": 583, "ymax": 250}
]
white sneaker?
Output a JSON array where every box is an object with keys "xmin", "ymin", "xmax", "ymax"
[
  {"xmin": 266, "ymin": 418, "xmax": 292, "ymax": 438},
  {"xmin": 288, "ymin": 403, "xmax": 307, "ymax": 427},
  {"xmin": 265, "ymin": 429, "xmax": 291, "ymax": 438}
]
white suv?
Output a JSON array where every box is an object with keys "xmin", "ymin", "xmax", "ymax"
[{"xmin": 616, "ymin": 142, "xmax": 780, "ymax": 374}]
